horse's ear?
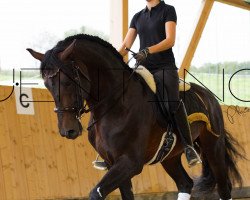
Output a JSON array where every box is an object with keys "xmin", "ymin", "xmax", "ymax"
[
  {"xmin": 59, "ymin": 39, "xmax": 77, "ymax": 61},
  {"xmin": 26, "ymin": 48, "xmax": 44, "ymax": 61}
]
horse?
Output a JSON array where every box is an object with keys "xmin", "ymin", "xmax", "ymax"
[{"xmin": 27, "ymin": 34, "xmax": 244, "ymax": 200}]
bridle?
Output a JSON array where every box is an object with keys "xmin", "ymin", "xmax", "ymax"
[
  {"xmin": 45, "ymin": 61, "xmax": 88, "ymax": 120},
  {"xmin": 45, "ymin": 56, "xmax": 139, "ymax": 131}
]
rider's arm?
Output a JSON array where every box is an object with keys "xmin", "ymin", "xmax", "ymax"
[
  {"xmin": 118, "ymin": 28, "xmax": 137, "ymax": 57},
  {"xmin": 148, "ymin": 21, "xmax": 176, "ymax": 54}
]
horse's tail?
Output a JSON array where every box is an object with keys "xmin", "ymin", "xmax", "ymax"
[
  {"xmin": 195, "ymin": 128, "xmax": 245, "ymax": 194},
  {"xmin": 189, "ymin": 83, "xmax": 245, "ymax": 194}
]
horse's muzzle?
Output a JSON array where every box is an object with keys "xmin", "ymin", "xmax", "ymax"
[
  {"xmin": 64, "ymin": 129, "xmax": 81, "ymax": 139},
  {"xmin": 66, "ymin": 130, "xmax": 79, "ymax": 139}
]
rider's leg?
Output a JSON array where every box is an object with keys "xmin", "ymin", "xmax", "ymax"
[
  {"xmin": 154, "ymin": 69, "xmax": 201, "ymax": 167},
  {"xmin": 172, "ymin": 100, "xmax": 202, "ymax": 166}
]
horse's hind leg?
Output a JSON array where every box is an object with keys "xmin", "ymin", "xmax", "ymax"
[
  {"xmin": 119, "ymin": 179, "xmax": 134, "ymax": 200},
  {"xmin": 199, "ymin": 130, "xmax": 232, "ymax": 200},
  {"xmin": 161, "ymin": 154, "xmax": 193, "ymax": 200}
]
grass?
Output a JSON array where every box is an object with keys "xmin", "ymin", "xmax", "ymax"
[
  {"xmin": 185, "ymin": 72, "xmax": 250, "ymax": 107},
  {"xmin": 1, "ymin": 70, "xmax": 250, "ymax": 107}
]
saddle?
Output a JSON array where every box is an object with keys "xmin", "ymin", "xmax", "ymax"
[
  {"xmin": 135, "ymin": 66, "xmax": 211, "ymax": 165},
  {"xmin": 135, "ymin": 66, "xmax": 190, "ymax": 128},
  {"xmin": 135, "ymin": 66, "xmax": 184, "ymax": 165}
]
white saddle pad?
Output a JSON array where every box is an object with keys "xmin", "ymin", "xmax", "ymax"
[{"xmin": 135, "ymin": 66, "xmax": 191, "ymax": 93}]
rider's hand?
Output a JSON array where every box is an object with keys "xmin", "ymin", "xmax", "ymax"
[{"xmin": 134, "ymin": 48, "xmax": 149, "ymax": 64}]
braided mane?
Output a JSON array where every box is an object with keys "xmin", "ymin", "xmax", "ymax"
[
  {"xmin": 40, "ymin": 34, "xmax": 133, "ymax": 76},
  {"xmin": 57, "ymin": 34, "xmax": 132, "ymax": 72}
]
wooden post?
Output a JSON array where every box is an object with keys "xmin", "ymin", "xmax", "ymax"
[
  {"xmin": 122, "ymin": 0, "xmax": 128, "ymax": 40},
  {"xmin": 216, "ymin": 0, "xmax": 250, "ymax": 10},
  {"xmin": 179, "ymin": 0, "xmax": 214, "ymax": 79},
  {"xmin": 110, "ymin": 0, "xmax": 128, "ymax": 49},
  {"xmin": 122, "ymin": 0, "xmax": 129, "ymax": 61}
]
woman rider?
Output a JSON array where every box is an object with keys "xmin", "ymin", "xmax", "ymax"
[{"xmin": 93, "ymin": 0, "xmax": 201, "ymax": 169}]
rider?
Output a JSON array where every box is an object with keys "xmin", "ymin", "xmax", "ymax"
[{"xmin": 93, "ymin": 0, "xmax": 201, "ymax": 169}]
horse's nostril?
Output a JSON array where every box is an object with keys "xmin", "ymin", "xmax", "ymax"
[{"xmin": 66, "ymin": 130, "xmax": 78, "ymax": 139}]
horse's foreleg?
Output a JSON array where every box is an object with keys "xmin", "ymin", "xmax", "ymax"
[
  {"xmin": 161, "ymin": 154, "xmax": 193, "ymax": 200},
  {"xmin": 89, "ymin": 154, "xmax": 142, "ymax": 200},
  {"xmin": 119, "ymin": 179, "xmax": 134, "ymax": 200}
]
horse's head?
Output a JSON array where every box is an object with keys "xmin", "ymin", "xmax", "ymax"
[{"xmin": 27, "ymin": 40, "xmax": 90, "ymax": 139}]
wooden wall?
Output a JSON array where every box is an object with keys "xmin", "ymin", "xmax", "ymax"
[{"xmin": 0, "ymin": 86, "xmax": 249, "ymax": 199}]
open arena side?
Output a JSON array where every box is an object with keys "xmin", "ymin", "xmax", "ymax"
[{"xmin": 0, "ymin": 86, "xmax": 249, "ymax": 199}]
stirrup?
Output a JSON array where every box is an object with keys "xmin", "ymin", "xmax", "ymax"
[
  {"xmin": 92, "ymin": 155, "xmax": 108, "ymax": 171},
  {"xmin": 184, "ymin": 145, "xmax": 202, "ymax": 167}
]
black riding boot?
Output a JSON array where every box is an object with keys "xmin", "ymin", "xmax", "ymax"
[{"xmin": 172, "ymin": 100, "xmax": 202, "ymax": 167}]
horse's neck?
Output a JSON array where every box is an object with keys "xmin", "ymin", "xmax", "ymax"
[{"xmin": 76, "ymin": 41, "xmax": 129, "ymax": 107}]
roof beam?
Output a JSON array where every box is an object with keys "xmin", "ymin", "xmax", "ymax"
[
  {"xmin": 179, "ymin": 0, "xmax": 214, "ymax": 79},
  {"xmin": 215, "ymin": 0, "xmax": 250, "ymax": 10}
]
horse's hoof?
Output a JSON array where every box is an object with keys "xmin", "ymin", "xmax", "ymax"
[{"xmin": 89, "ymin": 187, "xmax": 104, "ymax": 200}]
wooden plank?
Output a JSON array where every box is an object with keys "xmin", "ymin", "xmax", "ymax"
[
  {"xmin": 4, "ymin": 87, "xmax": 30, "ymax": 199},
  {"xmin": 36, "ymin": 89, "xmax": 60, "ymax": 198},
  {"xmin": 216, "ymin": 0, "xmax": 250, "ymax": 10},
  {"xmin": 122, "ymin": 0, "xmax": 128, "ymax": 39},
  {"xmin": 18, "ymin": 113, "xmax": 39, "ymax": 199},
  {"xmin": 0, "ymin": 156, "xmax": 6, "ymax": 200},
  {"xmin": 140, "ymin": 165, "xmax": 154, "ymax": 193},
  {"xmin": 31, "ymin": 89, "xmax": 51, "ymax": 199},
  {"xmin": 73, "ymin": 135, "xmax": 88, "ymax": 197},
  {"xmin": 179, "ymin": 0, "xmax": 214, "ymax": 79},
  {"xmin": 123, "ymin": 0, "xmax": 129, "ymax": 62},
  {"xmin": 132, "ymin": 172, "xmax": 144, "ymax": 194},
  {"xmin": 63, "ymin": 138, "xmax": 81, "ymax": 197},
  {"xmin": 0, "ymin": 87, "xmax": 16, "ymax": 200},
  {"xmin": 0, "ymin": 88, "xmax": 17, "ymax": 200},
  {"xmin": 73, "ymin": 113, "xmax": 94, "ymax": 197},
  {"xmin": 83, "ymin": 138, "xmax": 103, "ymax": 193},
  {"xmin": 241, "ymin": 109, "xmax": 250, "ymax": 186},
  {"xmin": 221, "ymin": 106, "xmax": 249, "ymax": 186},
  {"xmin": 155, "ymin": 164, "xmax": 169, "ymax": 192},
  {"xmin": 0, "ymin": 87, "xmax": 8, "ymax": 200},
  {"xmin": 221, "ymin": 105, "xmax": 250, "ymax": 187},
  {"xmin": 237, "ymin": 111, "xmax": 249, "ymax": 186},
  {"xmin": 48, "ymin": 101, "xmax": 72, "ymax": 199},
  {"xmin": 26, "ymin": 107, "xmax": 45, "ymax": 199}
]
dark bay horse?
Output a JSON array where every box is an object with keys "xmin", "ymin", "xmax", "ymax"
[{"xmin": 27, "ymin": 34, "xmax": 244, "ymax": 200}]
